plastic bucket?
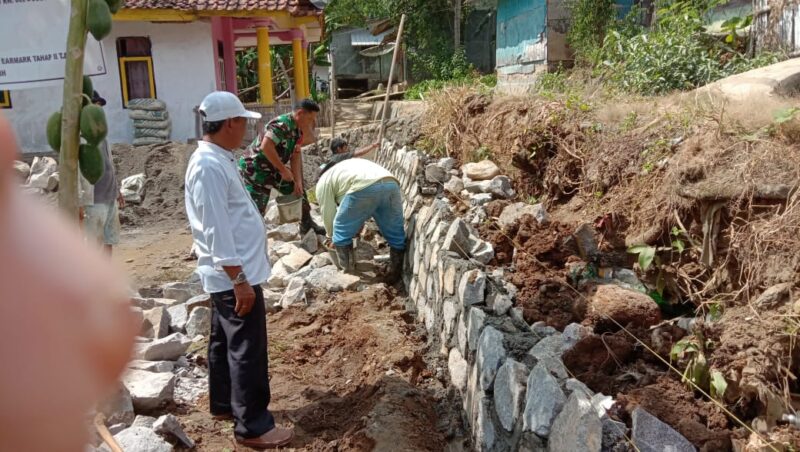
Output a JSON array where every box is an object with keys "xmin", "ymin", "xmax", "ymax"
[{"xmin": 275, "ymin": 194, "xmax": 302, "ymax": 224}]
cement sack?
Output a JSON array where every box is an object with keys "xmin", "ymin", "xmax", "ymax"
[
  {"xmin": 133, "ymin": 119, "xmax": 171, "ymax": 129},
  {"xmin": 133, "ymin": 137, "xmax": 167, "ymax": 146},
  {"xmin": 134, "ymin": 127, "xmax": 171, "ymax": 139},
  {"xmin": 127, "ymin": 98, "xmax": 167, "ymax": 111},
  {"xmin": 129, "ymin": 109, "xmax": 169, "ymax": 121},
  {"xmin": 120, "ymin": 173, "xmax": 146, "ymax": 204}
]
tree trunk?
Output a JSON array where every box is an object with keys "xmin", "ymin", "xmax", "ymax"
[
  {"xmin": 454, "ymin": 0, "xmax": 462, "ymax": 51},
  {"xmin": 58, "ymin": 0, "xmax": 89, "ymax": 218}
]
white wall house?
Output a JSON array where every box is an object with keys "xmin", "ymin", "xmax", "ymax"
[{"xmin": 4, "ymin": 20, "xmax": 217, "ymax": 153}]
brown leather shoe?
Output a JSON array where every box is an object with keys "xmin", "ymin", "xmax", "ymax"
[{"xmin": 235, "ymin": 426, "xmax": 294, "ymax": 449}]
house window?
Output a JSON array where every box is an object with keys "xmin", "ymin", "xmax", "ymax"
[
  {"xmin": 116, "ymin": 37, "xmax": 156, "ymax": 106},
  {"xmin": 0, "ymin": 90, "xmax": 11, "ymax": 109},
  {"xmin": 217, "ymin": 41, "xmax": 227, "ymax": 91}
]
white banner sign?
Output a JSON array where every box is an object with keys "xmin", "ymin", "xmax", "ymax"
[{"xmin": 0, "ymin": 0, "xmax": 107, "ymax": 89}]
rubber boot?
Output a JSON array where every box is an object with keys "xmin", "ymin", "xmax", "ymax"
[
  {"xmin": 335, "ymin": 244, "xmax": 356, "ymax": 274},
  {"xmin": 300, "ymin": 198, "xmax": 326, "ymax": 235},
  {"xmin": 385, "ymin": 247, "xmax": 405, "ymax": 284}
]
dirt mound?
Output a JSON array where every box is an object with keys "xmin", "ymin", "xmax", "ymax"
[
  {"xmin": 112, "ymin": 142, "xmax": 194, "ymax": 227},
  {"xmin": 175, "ymin": 285, "xmax": 454, "ymax": 451}
]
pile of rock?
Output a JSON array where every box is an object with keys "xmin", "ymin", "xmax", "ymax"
[
  {"xmin": 17, "ymin": 157, "xmax": 59, "ymax": 204},
  {"xmin": 91, "ymin": 281, "xmax": 211, "ymax": 452},
  {"xmin": 128, "ymin": 98, "xmax": 171, "ymax": 147}
]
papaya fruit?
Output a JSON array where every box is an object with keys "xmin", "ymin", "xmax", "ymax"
[
  {"xmin": 46, "ymin": 110, "xmax": 62, "ymax": 152},
  {"xmin": 87, "ymin": 0, "xmax": 112, "ymax": 41},
  {"xmin": 80, "ymin": 104, "xmax": 108, "ymax": 145},
  {"xmin": 79, "ymin": 144, "xmax": 104, "ymax": 184},
  {"xmin": 82, "ymin": 75, "xmax": 93, "ymax": 106},
  {"xmin": 105, "ymin": 0, "xmax": 122, "ymax": 14}
]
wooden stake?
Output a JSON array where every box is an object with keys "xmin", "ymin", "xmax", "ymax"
[
  {"xmin": 377, "ymin": 14, "xmax": 406, "ymax": 147},
  {"xmin": 58, "ymin": 0, "xmax": 89, "ymax": 218}
]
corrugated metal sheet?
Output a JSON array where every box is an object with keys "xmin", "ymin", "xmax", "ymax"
[
  {"xmin": 350, "ymin": 29, "xmax": 391, "ymax": 47},
  {"xmin": 754, "ymin": 0, "xmax": 800, "ymax": 55}
]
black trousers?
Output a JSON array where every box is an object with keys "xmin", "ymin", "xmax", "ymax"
[{"xmin": 208, "ymin": 285, "xmax": 275, "ymax": 438}]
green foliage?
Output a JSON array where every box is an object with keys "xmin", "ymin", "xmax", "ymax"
[
  {"xmin": 587, "ymin": 0, "xmax": 783, "ymax": 95},
  {"xmin": 628, "ymin": 245, "xmax": 656, "ymax": 271},
  {"xmin": 404, "ymin": 72, "xmax": 495, "ymax": 100},
  {"xmin": 566, "ymin": 0, "xmax": 616, "ymax": 66}
]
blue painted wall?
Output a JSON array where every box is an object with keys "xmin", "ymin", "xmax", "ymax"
[{"xmin": 496, "ymin": 0, "xmax": 547, "ymax": 68}]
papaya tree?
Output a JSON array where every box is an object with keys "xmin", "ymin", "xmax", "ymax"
[{"xmin": 55, "ymin": 0, "xmax": 116, "ymax": 217}]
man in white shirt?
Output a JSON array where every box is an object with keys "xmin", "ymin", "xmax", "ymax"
[{"xmin": 185, "ymin": 91, "xmax": 293, "ymax": 449}]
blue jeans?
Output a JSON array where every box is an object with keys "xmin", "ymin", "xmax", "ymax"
[{"xmin": 332, "ymin": 180, "xmax": 406, "ymax": 250}]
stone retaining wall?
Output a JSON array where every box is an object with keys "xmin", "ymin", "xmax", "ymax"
[{"xmin": 374, "ymin": 141, "xmax": 630, "ymax": 452}]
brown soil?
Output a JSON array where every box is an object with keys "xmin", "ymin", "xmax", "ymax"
[
  {"xmin": 174, "ymin": 286, "xmax": 455, "ymax": 451},
  {"xmin": 116, "ymin": 223, "xmax": 195, "ymax": 288},
  {"xmin": 112, "ymin": 142, "xmax": 194, "ymax": 227},
  {"xmin": 617, "ymin": 377, "xmax": 732, "ymax": 451}
]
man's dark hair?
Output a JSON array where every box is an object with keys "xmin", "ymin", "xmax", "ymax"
[
  {"xmin": 202, "ymin": 120, "xmax": 225, "ymax": 135},
  {"xmin": 299, "ymin": 98, "xmax": 320, "ymax": 113},
  {"xmin": 330, "ymin": 137, "xmax": 348, "ymax": 153}
]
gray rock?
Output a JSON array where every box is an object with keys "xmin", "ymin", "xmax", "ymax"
[
  {"xmin": 494, "ymin": 359, "xmax": 529, "ymax": 431},
  {"xmin": 123, "ymin": 370, "xmax": 176, "ymax": 411},
  {"xmin": 510, "ymin": 307, "xmax": 527, "ymax": 325},
  {"xmin": 132, "ymin": 307, "xmax": 144, "ymax": 334},
  {"xmin": 538, "ymin": 355, "xmax": 569, "ymax": 380},
  {"xmin": 470, "ymin": 239, "xmax": 495, "ymax": 265},
  {"xmin": 632, "ymin": 407, "xmax": 696, "ymax": 452},
  {"xmin": 425, "ymin": 163, "xmax": 449, "ymax": 184},
  {"xmin": 465, "ymin": 179, "xmax": 493, "ymax": 194},
  {"xmin": 138, "ymin": 333, "xmax": 191, "ymax": 361},
  {"xmin": 153, "ymin": 414, "xmax": 195, "ymax": 448},
  {"xmin": 27, "ymin": 156, "xmax": 58, "ymax": 189},
  {"xmin": 108, "ymin": 423, "xmax": 127, "ymax": 435},
  {"xmin": 463, "ymin": 160, "xmax": 501, "ymax": 181},
  {"xmin": 439, "ymin": 157, "xmax": 457, "ymax": 172},
  {"xmin": 141, "ymin": 307, "xmax": 171, "ymax": 339},
  {"xmin": 498, "ymin": 202, "xmax": 549, "ymax": 229},
  {"xmin": 563, "ymin": 323, "xmax": 591, "ymax": 349},
  {"xmin": 565, "ymin": 378, "xmax": 594, "ymax": 398},
  {"xmin": 458, "ymin": 269, "xmax": 486, "ymax": 307},
  {"xmin": 448, "ymin": 348, "xmax": 468, "ymax": 392},
  {"xmin": 185, "ymin": 306, "xmax": 210, "ymax": 338},
  {"xmin": 161, "ymin": 282, "xmax": 203, "ymax": 304},
  {"xmin": 470, "ymin": 193, "xmax": 493, "ymax": 206},
  {"xmin": 279, "ymin": 247, "xmax": 313, "ymax": 273},
  {"xmin": 477, "ymin": 326, "xmax": 507, "ymax": 390},
  {"xmin": 267, "ymin": 260, "xmax": 291, "ymax": 288},
  {"xmin": 128, "ymin": 360, "xmax": 175, "ymax": 373},
  {"xmin": 523, "ymin": 362, "xmax": 566, "ymax": 437},
  {"xmin": 592, "ymin": 393, "xmax": 614, "ymax": 418},
  {"xmin": 47, "ymin": 172, "xmax": 59, "ymax": 191},
  {"xmin": 300, "ymin": 229, "xmax": 319, "ymax": 254},
  {"xmin": 131, "ymin": 297, "xmax": 157, "ymax": 310},
  {"xmin": 267, "ymin": 223, "xmax": 301, "ymax": 242},
  {"xmin": 13, "ymin": 160, "xmax": 30, "ymax": 180},
  {"xmin": 444, "ymin": 176, "xmax": 464, "ymax": 194},
  {"xmin": 263, "ymin": 289, "xmax": 282, "ymax": 309},
  {"xmin": 265, "ymin": 202, "xmax": 280, "ymax": 225},
  {"xmin": 308, "ymin": 253, "xmax": 333, "ymax": 269},
  {"xmin": 132, "ymin": 415, "xmax": 157, "ymax": 429},
  {"xmin": 603, "ymin": 418, "xmax": 629, "ymax": 451},
  {"xmin": 549, "ymin": 392, "xmax": 603, "ymax": 452},
  {"xmin": 529, "ymin": 333, "xmax": 567, "ymax": 360},
  {"xmin": 756, "ymin": 282, "xmax": 793, "ymax": 308},
  {"xmin": 185, "ymin": 294, "xmax": 210, "ymax": 314},
  {"xmin": 104, "ymin": 427, "xmax": 173, "ymax": 452},
  {"xmin": 306, "ymin": 266, "xmax": 360, "ymax": 292},
  {"xmin": 573, "ymin": 223, "xmax": 599, "ymax": 261},
  {"xmin": 489, "ymin": 175, "xmax": 515, "ymax": 199},
  {"xmin": 519, "ymin": 432, "xmax": 547, "ymax": 452},
  {"xmin": 467, "ymin": 307, "xmax": 488, "ymax": 352},
  {"xmin": 280, "ymin": 277, "xmax": 306, "ymax": 308},
  {"xmin": 442, "ymin": 219, "xmax": 472, "ymax": 258},
  {"xmin": 531, "ymin": 321, "xmax": 558, "ymax": 338},
  {"xmin": 166, "ymin": 304, "xmax": 188, "ymax": 333},
  {"xmin": 487, "ymin": 292, "xmax": 513, "ymax": 316},
  {"xmin": 99, "ymin": 385, "xmax": 135, "ymax": 427},
  {"xmin": 474, "ymin": 397, "xmax": 497, "ymax": 452}
]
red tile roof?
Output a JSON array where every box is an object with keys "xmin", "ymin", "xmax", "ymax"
[{"xmin": 123, "ymin": 0, "xmax": 322, "ymax": 16}]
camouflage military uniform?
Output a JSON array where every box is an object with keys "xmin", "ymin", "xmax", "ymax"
[{"xmin": 239, "ymin": 113, "xmax": 302, "ymax": 213}]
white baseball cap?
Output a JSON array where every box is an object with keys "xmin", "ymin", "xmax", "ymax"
[{"xmin": 199, "ymin": 91, "xmax": 261, "ymax": 122}]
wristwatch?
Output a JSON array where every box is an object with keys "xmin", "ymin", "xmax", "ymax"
[{"xmin": 231, "ymin": 271, "xmax": 248, "ymax": 286}]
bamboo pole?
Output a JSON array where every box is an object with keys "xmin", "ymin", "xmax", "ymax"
[
  {"xmin": 377, "ymin": 14, "xmax": 406, "ymax": 147},
  {"xmin": 329, "ymin": 46, "xmax": 337, "ymax": 139},
  {"xmin": 58, "ymin": 0, "xmax": 89, "ymax": 218}
]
